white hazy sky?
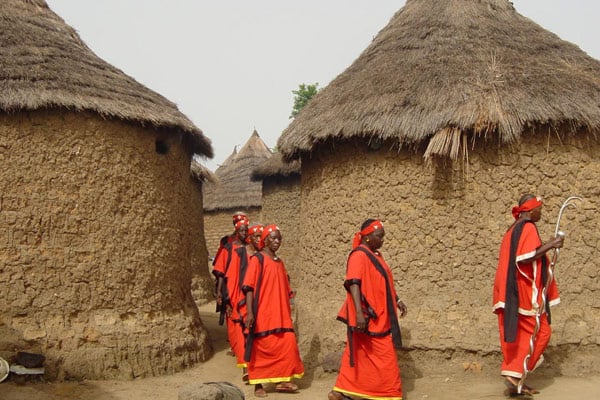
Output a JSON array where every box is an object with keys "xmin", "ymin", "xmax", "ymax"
[{"xmin": 45, "ymin": 1, "xmax": 600, "ymax": 171}]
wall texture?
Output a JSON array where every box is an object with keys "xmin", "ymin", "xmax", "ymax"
[
  {"xmin": 292, "ymin": 132, "xmax": 599, "ymax": 376},
  {"xmin": 259, "ymin": 176, "xmax": 301, "ymax": 283},
  {"xmin": 0, "ymin": 111, "xmax": 212, "ymax": 379}
]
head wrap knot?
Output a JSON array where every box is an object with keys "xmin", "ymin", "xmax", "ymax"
[
  {"xmin": 512, "ymin": 196, "xmax": 543, "ymax": 219},
  {"xmin": 352, "ymin": 220, "xmax": 383, "ymax": 249}
]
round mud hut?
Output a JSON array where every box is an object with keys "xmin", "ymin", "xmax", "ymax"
[
  {"xmin": 251, "ymin": 152, "xmax": 301, "ymax": 277},
  {"xmin": 203, "ymin": 129, "xmax": 272, "ymax": 257},
  {"xmin": 0, "ymin": 0, "xmax": 214, "ymax": 380},
  {"xmin": 277, "ymin": 0, "xmax": 600, "ymax": 376}
]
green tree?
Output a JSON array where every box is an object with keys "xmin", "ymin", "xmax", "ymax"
[{"xmin": 290, "ymin": 83, "xmax": 319, "ymax": 118}]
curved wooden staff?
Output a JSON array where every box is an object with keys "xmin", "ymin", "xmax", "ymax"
[{"xmin": 518, "ymin": 195, "xmax": 582, "ymax": 394}]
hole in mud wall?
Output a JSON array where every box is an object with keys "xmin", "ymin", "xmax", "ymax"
[{"xmin": 155, "ymin": 139, "xmax": 170, "ymax": 154}]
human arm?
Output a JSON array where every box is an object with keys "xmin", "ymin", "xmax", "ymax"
[
  {"xmin": 396, "ymin": 297, "xmax": 407, "ymax": 318},
  {"xmin": 518, "ymin": 234, "xmax": 564, "ymax": 264},
  {"xmin": 348, "ymin": 283, "xmax": 367, "ymax": 332},
  {"xmin": 245, "ymin": 290, "xmax": 255, "ymax": 329}
]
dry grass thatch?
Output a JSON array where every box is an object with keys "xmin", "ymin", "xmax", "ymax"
[
  {"xmin": 277, "ymin": 0, "xmax": 600, "ymax": 162},
  {"xmin": 0, "ymin": 0, "xmax": 212, "ymax": 157},
  {"xmin": 190, "ymin": 158, "xmax": 218, "ymax": 184},
  {"xmin": 250, "ymin": 152, "xmax": 301, "ymax": 181},
  {"xmin": 203, "ymin": 130, "xmax": 272, "ymax": 211}
]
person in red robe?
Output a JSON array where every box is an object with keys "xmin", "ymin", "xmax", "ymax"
[
  {"xmin": 493, "ymin": 194, "xmax": 564, "ymax": 395},
  {"xmin": 212, "ymin": 211, "xmax": 248, "ymax": 266},
  {"xmin": 329, "ymin": 219, "xmax": 407, "ymax": 400},
  {"xmin": 212, "ymin": 217, "xmax": 248, "ymax": 373},
  {"xmin": 243, "ymin": 224, "xmax": 304, "ymax": 398}
]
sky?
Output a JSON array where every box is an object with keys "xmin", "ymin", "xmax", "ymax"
[{"xmin": 44, "ymin": 1, "xmax": 600, "ymax": 171}]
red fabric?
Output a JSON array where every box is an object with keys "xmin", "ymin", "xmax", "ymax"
[
  {"xmin": 511, "ymin": 197, "xmax": 543, "ymax": 219},
  {"xmin": 334, "ymin": 245, "xmax": 402, "ymax": 398},
  {"xmin": 234, "ymin": 219, "xmax": 248, "ymax": 230},
  {"xmin": 493, "ymin": 221, "xmax": 559, "ymax": 377},
  {"xmin": 213, "ymin": 242, "xmax": 247, "ymax": 367},
  {"xmin": 498, "ymin": 311, "xmax": 551, "ymax": 377},
  {"xmin": 493, "ymin": 223, "xmax": 560, "ymax": 314},
  {"xmin": 352, "ymin": 220, "xmax": 383, "ymax": 249},
  {"xmin": 334, "ymin": 334, "xmax": 402, "ymax": 400},
  {"xmin": 243, "ymin": 253, "xmax": 304, "ymax": 383}
]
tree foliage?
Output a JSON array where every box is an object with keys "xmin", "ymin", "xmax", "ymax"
[{"xmin": 290, "ymin": 83, "xmax": 319, "ymax": 118}]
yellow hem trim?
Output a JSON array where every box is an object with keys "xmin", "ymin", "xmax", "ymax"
[
  {"xmin": 249, "ymin": 373, "xmax": 304, "ymax": 385},
  {"xmin": 236, "ymin": 363, "xmax": 248, "ymax": 368},
  {"xmin": 333, "ymin": 386, "xmax": 402, "ymax": 400}
]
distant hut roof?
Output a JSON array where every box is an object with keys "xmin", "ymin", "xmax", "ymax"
[
  {"xmin": 278, "ymin": 0, "xmax": 600, "ymax": 162},
  {"xmin": 251, "ymin": 152, "xmax": 301, "ymax": 181},
  {"xmin": 203, "ymin": 129, "xmax": 272, "ymax": 211},
  {"xmin": 0, "ymin": 0, "xmax": 212, "ymax": 157},
  {"xmin": 190, "ymin": 159, "xmax": 217, "ymax": 184}
]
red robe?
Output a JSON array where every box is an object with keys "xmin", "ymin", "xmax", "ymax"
[
  {"xmin": 212, "ymin": 242, "xmax": 247, "ymax": 367},
  {"xmin": 242, "ymin": 253, "xmax": 304, "ymax": 384},
  {"xmin": 333, "ymin": 245, "xmax": 403, "ymax": 400},
  {"xmin": 493, "ymin": 221, "xmax": 560, "ymax": 377}
]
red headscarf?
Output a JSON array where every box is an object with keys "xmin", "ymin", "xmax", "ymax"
[
  {"xmin": 245, "ymin": 224, "xmax": 264, "ymax": 244},
  {"xmin": 352, "ymin": 220, "xmax": 383, "ymax": 249},
  {"xmin": 260, "ymin": 224, "xmax": 279, "ymax": 248},
  {"xmin": 511, "ymin": 196, "xmax": 543, "ymax": 219},
  {"xmin": 234, "ymin": 218, "xmax": 249, "ymax": 230},
  {"xmin": 232, "ymin": 212, "xmax": 248, "ymax": 225}
]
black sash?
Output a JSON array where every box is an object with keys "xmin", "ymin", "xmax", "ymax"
[{"xmin": 215, "ymin": 243, "xmax": 234, "ymax": 326}]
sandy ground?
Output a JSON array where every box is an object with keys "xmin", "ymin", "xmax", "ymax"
[{"xmin": 2, "ymin": 302, "xmax": 599, "ymax": 400}]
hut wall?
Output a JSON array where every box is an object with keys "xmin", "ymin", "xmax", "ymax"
[
  {"xmin": 0, "ymin": 110, "xmax": 212, "ymax": 380},
  {"xmin": 294, "ymin": 134, "xmax": 600, "ymax": 376},
  {"xmin": 259, "ymin": 176, "xmax": 301, "ymax": 283},
  {"xmin": 204, "ymin": 207, "xmax": 261, "ymax": 262},
  {"xmin": 190, "ymin": 179, "xmax": 213, "ymax": 306}
]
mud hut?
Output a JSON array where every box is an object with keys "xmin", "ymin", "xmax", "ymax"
[
  {"xmin": 189, "ymin": 160, "xmax": 218, "ymax": 305},
  {"xmin": 277, "ymin": 0, "xmax": 600, "ymax": 376},
  {"xmin": 0, "ymin": 0, "xmax": 214, "ymax": 380},
  {"xmin": 251, "ymin": 152, "xmax": 301, "ymax": 276},
  {"xmin": 203, "ymin": 129, "xmax": 272, "ymax": 256}
]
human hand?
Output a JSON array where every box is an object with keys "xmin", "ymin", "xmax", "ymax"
[
  {"xmin": 397, "ymin": 300, "xmax": 407, "ymax": 318},
  {"xmin": 225, "ymin": 304, "xmax": 233, "ymax": 317},
  {"xmin": 355, "ymin": 315, "xmax": 367, "ymax": 333},
  {"xmin": 246, "ymin": 313, "xmax": 255, "ymax": 330},
  {"xmin": 550, "ymin": 233, "xmax": 565, "ymax": 249}
]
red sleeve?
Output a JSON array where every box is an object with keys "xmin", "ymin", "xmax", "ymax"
[
  {"xmin": 242, "ymin": 254, "xmax": 260, "ymax": 291},
  {"xmin": 346, "ymin": 250, "xmax": 367, "ymax": 282},
  {"xmin": 212, "ymin": 246, "xmax": 229, "ymax": 276},
  {"xmin": 517, "ymin": 223, "xmax": 542, "ymax": 260}
]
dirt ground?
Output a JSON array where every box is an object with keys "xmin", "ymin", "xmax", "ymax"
[{"xmin": 2, "ymin": 302, "xmax": 599, "ymax": 400}]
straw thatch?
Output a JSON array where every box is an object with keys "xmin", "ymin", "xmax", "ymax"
[
  {"xmin": 191, "ymin": 158, "xmax": 218, "ymax": 184},
  {"xmin": 251, "ymin": 152, "xmax": 301, "ymax": 181},
  {"xmin": 203, "ymin": 129, "xmax": 272, "ymax": 211},
  {"xmin": 0, "ymin": 0, "xmax": 212, "ymax": 157},
  {"xmin": 278, "ymin": 0, "xmax": 600, "ymax": 161}
]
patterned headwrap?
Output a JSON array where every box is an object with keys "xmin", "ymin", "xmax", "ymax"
[
  {"xmin": 232, "ymin": 212, "xmax": 249, "ymax": 226},
  {"xmin": 512, "ymin": 196, "xmax": 543, "ymax": 219},
  {"xmin": 260, "ymin": 224, "xmax": 279, "ymax": 248},
  {"xmin": 352, "ymin": 220, "xmax": 383, "ymax": 249},
  {"xmin": 234, "ymin": 218, "xmax": 249, "ymax": 230},
  {"xmin": 245, "ymin": 224, "xmax": 264, "ymax": 244}
]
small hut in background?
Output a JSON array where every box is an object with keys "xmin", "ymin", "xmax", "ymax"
[
  {"xmin": 251, "ymin": 152, "xmax": 301, "ymax": 277},
  {"xmin": 0, "ymin": 0, "xmax": 214, "ymax": 380},
  {"xmin": 278, "ymin": 0, "xmax": 600, "ymax": 375},
  {"xmin": 190, "ymin": 159, "xmax": 218, "ymax": 305},
  {"xmin": 203, "ymin": 129, "xmax": 272, "ymax": 256}
]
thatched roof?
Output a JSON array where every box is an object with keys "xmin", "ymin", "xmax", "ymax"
[
  {"xmin": 251, "ymin": 152, "xmax": 300, "ymax": 181},
  {"xmin": 203, "ymin": 130, "xmax": 272, "ymax": 211},
  {"xmin": 278, "ymin": 0, "xmax": 600, "ymax": 161},
  {"xmin": 0, "ymin": 0, "xmax": 212, "ymax": 157},
  {"xmin": 190, "ymin": 159, "xmax": 217, "ymax": 184}
]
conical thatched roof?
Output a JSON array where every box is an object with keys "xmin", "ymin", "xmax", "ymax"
[
  {"xmin": 251, "ymin": 152, "xmax": 300, "ymax": 181},
  {"xmin": 0, "ymin": 0, "xmax": 212, "ymax": 157},
  {"xmin": 203, "ymin": 130, "xmax": 272, "ymax": 211},
  {"xmin": 278, "ymin": 0, "xmax": 600, "ymax": 161}
]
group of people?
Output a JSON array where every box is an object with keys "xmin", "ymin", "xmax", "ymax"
[{"xmin": 212, "ymin": 192, "xmax": 565, "ymax": 399}]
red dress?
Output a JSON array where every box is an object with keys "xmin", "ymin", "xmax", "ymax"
[
  {"xmin": 493, "ymin": 221, "xmax": 560, "ymax": 377},
  {"xmin": 212, "ymin": 242, "xmax": 247, "ymax": 367},
  {"xmin": 242, "ymin": 253, "xmax": 304, "ymax": 384},
  {"xmin": 333, "ymin": 245, "xmax": 403, "ymax": 400}
]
